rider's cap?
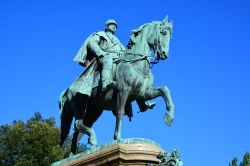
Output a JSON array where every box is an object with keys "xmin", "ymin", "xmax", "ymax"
[{"xmin": 105, "ymin": 19, "xmax": 118, "ymax": 28}]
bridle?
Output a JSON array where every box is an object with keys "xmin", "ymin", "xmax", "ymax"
[
  {"xmin": 121, "ymin": 23, "xmax": 166, "ymax": 67},
  {"xmin": 150, "ymin": 24, "xmax": 166, "ymax": 67},
  {"xmin": 151, "ymin": 34, "xmax": 161, "ymax": 65}
]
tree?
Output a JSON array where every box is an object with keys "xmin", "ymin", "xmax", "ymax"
[
  {"xmin": 240, "ymin": 152, "xmax": 250, "ymax": 166},
  {"xmin": 0, "ymin": 112, "xmax": 65, "ymax": 166},
  {"xmin": 230, "ymin": 152, "xmax": 250, "ymax": 166},
  {"xmin": 230, "ymin": 157, "xmax": 238, "ymax": 166}
]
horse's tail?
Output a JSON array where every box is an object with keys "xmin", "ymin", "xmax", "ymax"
[
  {"xmin": 58, "ymin": 89, "xmax": 66, "ymax": 110},
  {"xmin": 59, "ymin": 89, "xmax": 73, "ymax": 146}
]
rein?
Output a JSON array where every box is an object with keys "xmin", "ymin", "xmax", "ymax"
[
  {"xmin": 119, "ymin": 52, "xmax": 152, "ymax": 78},
  {"xmin": 121, "ymin": 52, "xmax": 160, "ymax": 69},
  {"xmin": 123, "ymin": 52, "xmax": 150, "ymax": 66}
]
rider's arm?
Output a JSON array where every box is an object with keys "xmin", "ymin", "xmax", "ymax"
[{"xmin": 87, "ymin": 34, "xmax": 106, "ymax": 59}]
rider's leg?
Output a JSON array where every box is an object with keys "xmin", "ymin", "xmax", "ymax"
[{"xmin": 100, "ymin": 53, "xmax": 115, "ymax": 92}]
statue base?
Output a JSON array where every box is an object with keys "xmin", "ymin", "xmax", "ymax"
[{"xmin": 52, "ymin": 138, "xmax": 164, "ymax": 166}]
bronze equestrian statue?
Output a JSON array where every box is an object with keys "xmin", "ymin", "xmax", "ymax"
[{"xmin": 59, "ymin": 16, "xmax": 174, "ymax": 155}]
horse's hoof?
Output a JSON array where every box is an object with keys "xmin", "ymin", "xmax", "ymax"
[{"xmin": 164, "ymin": 112, "xmax": 174, "ymax": 126}]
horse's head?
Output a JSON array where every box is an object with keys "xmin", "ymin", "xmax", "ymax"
[
  {"xmin": 126, "ymin": 17, "xmax": 173, "ymax": 62},
  {"xmin": 147, "ymin": 16, "xmax": 173, "ymax": 61}
]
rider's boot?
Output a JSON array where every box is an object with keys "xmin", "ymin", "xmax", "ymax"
[{"xmin": 138, "ymin": 101, "xmax": 156, "ymax": 112}]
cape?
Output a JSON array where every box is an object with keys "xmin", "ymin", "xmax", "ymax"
[{"xmin": 73, "ymin": 31, "xmax": 108, "ymax": 66}]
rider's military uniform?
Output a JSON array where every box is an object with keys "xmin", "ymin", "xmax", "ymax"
[{"xmin": 70, "ymin": 21, "xmax": 124, "ymax": 96}]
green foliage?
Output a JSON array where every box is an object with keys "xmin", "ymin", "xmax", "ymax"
[
  {"xmin": 60, "ymin": 136, "xmax": 88, "ymax": 158},
  {"xmin": 241, "ymin": 152, "xmax": 250, "ymax": 166},
  {"xmin": 230, "ymin": 152, "xmax": 250, "ymax": 166},
  {"xmin": 0, "ymin": 112, "xmax": 65, "ymax": 166},
  {"xmin": 230, "ymin": 157, "xmax": 238, "ymax": 166}
]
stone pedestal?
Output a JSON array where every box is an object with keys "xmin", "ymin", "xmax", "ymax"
[{"xmin": 52, "ymin": 138, "xmax": 163, "ymax": 166}]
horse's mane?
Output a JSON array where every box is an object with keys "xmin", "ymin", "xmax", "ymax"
[{"xmin": 126, "ymin": 21, "xmax": 161, "ymax": 49}]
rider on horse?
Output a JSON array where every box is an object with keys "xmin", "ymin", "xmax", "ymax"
[
  {"xmin": 59, "ymin": 17, "xmax": 174, "ymax": 155},
  {"xmin": 71, "ymin": 19, "xmax": 155, "ymax": 112},
  {"xmin": 73, "ymin": 19, "xmax": 124, "ymax": 93}
]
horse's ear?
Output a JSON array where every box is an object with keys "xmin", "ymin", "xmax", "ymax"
[
  {"xmin": 169, "ymin": 21, "xmax": 173, "ymax": 38},
  {"xmin": 162, "ymin": 16, "xmax": 168, "ymax": 25},
  {"xmin": 170, "ymin": 21, "xmax": 173, "ymax": 28}
]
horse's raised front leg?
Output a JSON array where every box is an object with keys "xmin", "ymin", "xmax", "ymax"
[
  {"xmin": 114, "ymin": 90, "xmax": 128, "ymax": 140},
  {"xmin": 143, "ymin": 86, "xmax": 175, "ymax": 126}
]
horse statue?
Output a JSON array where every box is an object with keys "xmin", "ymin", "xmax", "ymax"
[{"xmin": 59, "ymin": 16, "xmax": 174, "ymax": 155}]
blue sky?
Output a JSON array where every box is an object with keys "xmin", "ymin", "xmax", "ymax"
[{"xmin": 0, "ymin": 0, "xmax": 250, "ymax": 165}]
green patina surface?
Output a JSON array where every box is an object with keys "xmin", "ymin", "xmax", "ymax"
[
  {"xmin": 59, "ymin": 17, "xmax": 174, "ymax": 157},
  {"xmin": 51, "ymin": 138, "xmax": 161, "ymax": 166}
]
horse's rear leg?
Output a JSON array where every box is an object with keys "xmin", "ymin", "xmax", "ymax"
[
  {"xmin": 73, "ymin": 93, "xmax": 97, "ymax": 146},
  {"xmin": 114, "ymin": 90, "xmax": 128, "ymax": 140},
  {"xmin": 70, "ymin": 130, "xmax": 84, "ymax": 155},
  {"xmin": 75, "ymin": 119, "xmax": 97, "ymax": 146},
  {"xmin": 143, "ymin": 86, "xmax": 175, "ymax": 126},
  {"xmin": 82, "ymin": 104, "xmax": 104, "ymax": 146}
]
